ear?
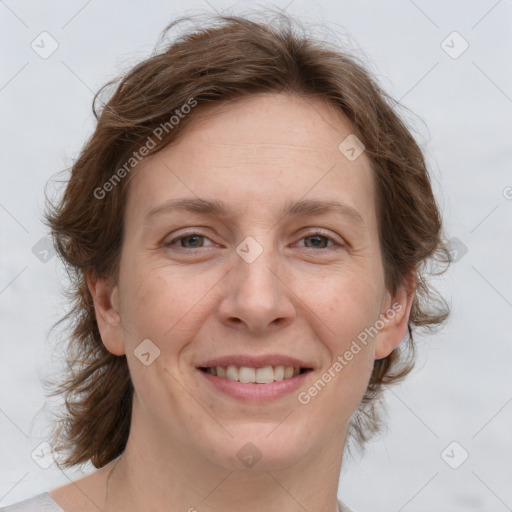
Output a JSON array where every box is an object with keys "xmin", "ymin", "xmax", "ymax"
[
  {"xmin": 374, "ymin": 273, "xmax": 415, "ymax": 360},
  {"xmin": 85, "ymin": 271, "xmax": 126, "ymax": 356}
]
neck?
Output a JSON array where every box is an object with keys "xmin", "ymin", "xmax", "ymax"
[{"xmin": 103, "ymin": 404, "xmax": 348, "ymax": 512}]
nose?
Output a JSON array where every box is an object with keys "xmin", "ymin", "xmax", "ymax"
[{"xmin": 217, "ymin": 242, "xmax": 296, "ymax": 334}]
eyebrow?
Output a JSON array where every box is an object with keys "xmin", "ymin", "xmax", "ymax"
[{"xmin": 144, "ymin": 197, "xmax": 365, "ymax": 227}]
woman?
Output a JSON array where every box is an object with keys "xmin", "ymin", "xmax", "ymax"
[{"xmin": 2, "ymin": 11, "xmax": 449, "ymax": 512}]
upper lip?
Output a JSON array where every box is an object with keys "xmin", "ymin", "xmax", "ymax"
[{"xmin": 197, "ymin": 354, "xmax": 314, "ymax": 369}]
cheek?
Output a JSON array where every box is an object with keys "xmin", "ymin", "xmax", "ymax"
[
  {"xmin": 302, "ymin": 266, "xmax": 382, "ymax": 342},
  {"xmin": 303, "ymin": 282, "xmax": 378, "ymax": 409},
  {"xmin": 119, "ymin": 269, "xmax": 195, "ymax": 404},
  {"xmin": 119, "ymin": 263, "xmax": 217, "ymax": 350},
  {"xmin": 301, "ymin": 270, "xmax": 381, "ymax": 400}
]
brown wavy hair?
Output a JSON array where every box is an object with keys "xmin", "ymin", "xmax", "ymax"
[{"xmin": 44, "ymin": 10, "xmax": 451, "ymax": 470}]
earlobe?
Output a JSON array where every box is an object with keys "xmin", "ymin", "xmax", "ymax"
[
  {"xmin": 374, "ymin": 275, "xmax": 415, "ymax": 360},
  {"xmin": 85, "ymin": 271, "xmax": 126, "ymax": 356}
]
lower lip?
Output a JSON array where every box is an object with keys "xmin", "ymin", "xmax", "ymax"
[{"xmin": 197, "ymin": 369, "xmax": 312, "ymax": 402}]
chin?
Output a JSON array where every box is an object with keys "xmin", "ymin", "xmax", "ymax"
[{"xmin": 202, "ymin": 426, "xmax": 317, "ymax": 472}]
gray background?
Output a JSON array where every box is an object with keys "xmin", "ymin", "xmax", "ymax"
[{"xmin": 1, "ymin": 1, "xmax": 511, "ymax": 511}]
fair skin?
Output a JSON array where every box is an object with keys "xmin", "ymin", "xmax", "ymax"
[{"xmin": 50, "ymin": 93, "xmax": 414, "ymax": 512}]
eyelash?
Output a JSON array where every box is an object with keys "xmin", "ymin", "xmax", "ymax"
[{"xmin": 165, "ymin": 229, "xmax": 344, "ymax": 252}]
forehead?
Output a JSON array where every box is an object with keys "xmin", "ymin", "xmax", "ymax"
[{"xmin": 126, "ymin": 93, "xmax": 377, "ymax": 229}]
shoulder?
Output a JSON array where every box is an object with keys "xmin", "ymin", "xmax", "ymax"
[
  {"xmin": 2, "ymin": 492, "xmax": 356, "ymax": 512},
  {"xmin": 338, "ymin": 498, "xmax": 358, "ymax": 512},
  {"xmin": 0, "ymin": 492, "xmax": 65, "ymax": 512}
]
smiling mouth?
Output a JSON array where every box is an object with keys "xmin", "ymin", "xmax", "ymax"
[{"xmin": 198, "ymin": 365, "xmax": 312, "ymax": 384}]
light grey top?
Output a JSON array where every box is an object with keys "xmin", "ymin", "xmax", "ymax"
[
  {"xmin": 0, "ymin": 493, "xmax": 65, "ymax": 512},
  {"xmin": 0, "ymin": 492, "xmax": 357, "ymax": 511}
]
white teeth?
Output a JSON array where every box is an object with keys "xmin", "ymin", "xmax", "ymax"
[
  {"xmin": 255, "ymin": 366, "xmax": 275, "ymax": 384},
  {"xmin": 226, "ymin": 365, "xmax": 238, "ymax": 381},
  {"xmin": 206, "ymin": 365, "xmax": 304, "ymax": 383},
  {"xmin": 284, "ymin": 366, "xmax": 294, "ymax": 379},
  {"xmin": 273, "ymin": 365, "xmax": 284, "ymax": 381},
  {"xmin": 239, "ymin": 366, "xmax": 256, "ymax": 383}
]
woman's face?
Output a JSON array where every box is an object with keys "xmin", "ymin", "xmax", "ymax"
[{"xmin": 92, "ymin": 93, "xmax": 412, "ymax": 473}]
